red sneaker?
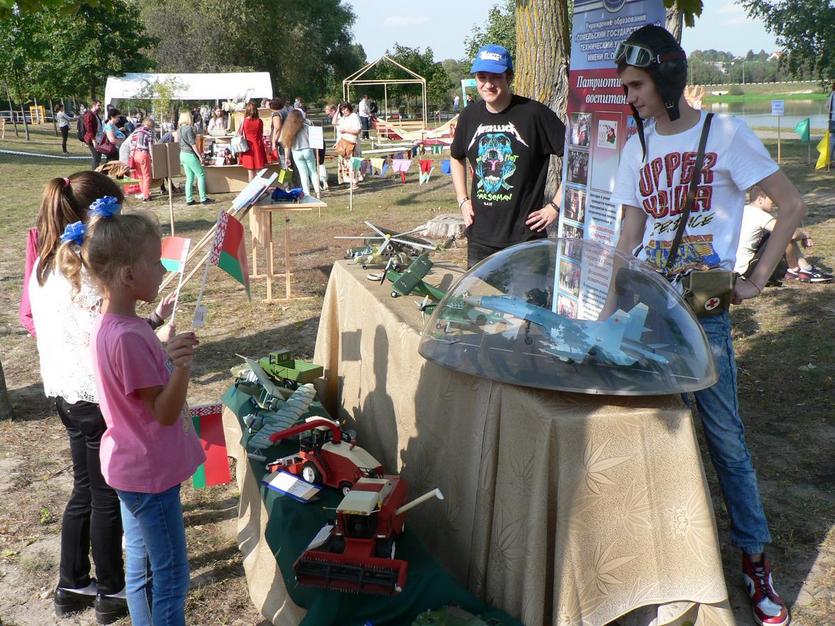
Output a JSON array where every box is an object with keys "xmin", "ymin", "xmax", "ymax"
[{"xmin": 742, "ymin": 553, "xmax": 790, "ymax": 626}]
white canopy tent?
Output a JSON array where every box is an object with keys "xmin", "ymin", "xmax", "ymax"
[{"xmin": 104, "ymin": 72, "xmax": 273, "ymax": 105}]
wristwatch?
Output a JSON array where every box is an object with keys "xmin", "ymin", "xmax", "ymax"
[
  {"xmin": 458, "ymin": 197, "xmax": 470, "ymax": 209},
  {"xmin": 547, "ymin": 200, "xmax": 559, "ymax": 212}
]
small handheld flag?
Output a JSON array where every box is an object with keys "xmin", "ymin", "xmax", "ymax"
[
  {"xmin": 210, "ymin": 212, "xmax": 250, "ymax": 298},
  {"xmin": 161, "ymin": 236, "xmax": 191, "ymax": 327},
  {"xmin": 161, "ymin": 236, "xmax": 190, "ymax": 272}
]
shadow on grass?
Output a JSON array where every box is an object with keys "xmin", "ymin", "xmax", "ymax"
[{"xmin": 7, "ymin": 382, "xmax": 52, "ymax": 422}]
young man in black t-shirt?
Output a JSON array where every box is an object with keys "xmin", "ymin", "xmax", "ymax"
[{"xmin": 450, "ymin": 44, "xmax": 566, "ymax": 267}]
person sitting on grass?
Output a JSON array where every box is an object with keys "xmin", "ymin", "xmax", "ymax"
[{"xmin": 735, "ymin": 185, "xmax": 833, "ymax": 284}]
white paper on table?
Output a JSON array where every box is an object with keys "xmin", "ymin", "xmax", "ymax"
[{"xmin": 263, "ymin": 470, "xmax": 322, "ymax": 502}]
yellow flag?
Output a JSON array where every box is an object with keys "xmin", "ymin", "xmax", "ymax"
[{"xmin": 816, "ymin": 131, "xmax": 831, "ymax": 169}]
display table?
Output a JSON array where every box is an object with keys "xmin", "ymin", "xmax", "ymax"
[
  {"xmin": 204, "ymin": 163, "xmax": 286, "ymax": 194},
  {"xmin": 312, "ymin": 260, "xmax": 736, "ymax": 626},
  {"xmin": 221, "ymin": 390, "xmax": 522, "ymax": 626},
  {"xmin": 248, "ymin": 198, "xmax": 327, "ymax": 301}
]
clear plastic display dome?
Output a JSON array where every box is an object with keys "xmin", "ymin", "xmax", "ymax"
[{"xmin": 418, "ymin": 239, "xmax": 717, "ymax": 395}]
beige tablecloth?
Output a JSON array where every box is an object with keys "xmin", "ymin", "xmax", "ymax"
[{"xmin": 312, "ymin": 261, "xmax": 735, "ymax": 626}]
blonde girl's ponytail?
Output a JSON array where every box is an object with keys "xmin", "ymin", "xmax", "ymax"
[{"xmin": 55, "ymin": 222, "xmax": 87, "ymax": 293}]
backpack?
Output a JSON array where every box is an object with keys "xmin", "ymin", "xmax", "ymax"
[{"xmin": 76, "ymin": 115, "xmax": 86, "ymax": 143}]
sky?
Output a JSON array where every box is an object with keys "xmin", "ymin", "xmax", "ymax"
[{"xmin": 344, "ymin": 0, "xmax": 779, "ymax": 63}]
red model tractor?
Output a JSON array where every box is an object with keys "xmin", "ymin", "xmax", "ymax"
[
  {"xmin": 268, "ymin": 418, "xmax": 384, "ymax": 494},
  {"xmin": 294, "ymin": 476, "xmax": 444, "ymax": 595}
]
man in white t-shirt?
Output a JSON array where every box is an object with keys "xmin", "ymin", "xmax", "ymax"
[
  {"xmin": 611, "ymin": 25, "xmax": 806, "ymax": 626},
  {"xmin": 735, "ymin": 186, "xmax": 833, "ymax": 282},
  {"xmin": 358, "ymin": 94, "xmax": 371, "ymax": 140}
]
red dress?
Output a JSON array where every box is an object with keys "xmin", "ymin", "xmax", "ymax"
[{"xmin": 238, "ymin": 117, "xmax": 266, "ymax": 170}]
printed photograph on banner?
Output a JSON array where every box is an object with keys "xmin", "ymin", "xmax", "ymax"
[
  {"xmin": 570, "ymin": 112, "xmax": 592, "ymax": 147},
  {"xmin": 589, "ymin": 112, "xmax": 623, "ymax": 192},
  {"xmin": 557, "ymin": 294, "xmax": 578, "ymax": 318},
  {"xmin": 558, "ymin": 259, "xmax": 581, "ymax": 297},
  {"xmin": 597, "ymin": 119, "xmax": 618, "ymax": 149},
  {"xmin": 562, "ymin": 237, "xmax": 583, "ymax": 261},
  {"xmin": 567, "ymin": 150, "xmax": 589, "ymax": 186},
  {"xmin": 559, "ymin": 221, "xmax": 584, "ymax": 241},
  {"xmin": 564, "ymin": 188, "xmax": 586, "ymax": 223}
]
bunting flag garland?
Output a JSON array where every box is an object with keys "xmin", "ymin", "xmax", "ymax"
[
  {"xmin": 441, "ymin": 159, "xmax": 451, "ymax": 175},
  {"xmin": 419, "ymin": 159, "xmax": 435, "ymax": 185},
  {"xmin": 210, "ymin": 212, "xmax": 250, "ymax": 298},
  {"xmin": 369, "ymin": 157, "xmax": 386, "ymax": 174},
  {"xmin": 161, "ymin": 236, "xmax": 190, "ymax": 273},
  {"xmin": 190, "ymin": 404, "xmax": 231, "ymax": 489}
]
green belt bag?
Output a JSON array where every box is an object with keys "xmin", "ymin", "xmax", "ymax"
[{"xmin": 682, "ymin": 269, "xmax": 735, "ymax": 317}]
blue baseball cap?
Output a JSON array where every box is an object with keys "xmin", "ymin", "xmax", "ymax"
[{"xmin": 470, "ymin": 44, "xmax": 513, "ymax": 74}]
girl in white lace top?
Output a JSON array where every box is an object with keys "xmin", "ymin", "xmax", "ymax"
[{"xmin": 28, "ymin": 172, "xmax": 173, "ymax": 619}]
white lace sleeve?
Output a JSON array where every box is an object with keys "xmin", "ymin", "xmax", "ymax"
[{"xmin": 31, "ymin": 267, "xmax": 103, "ymax": 404}]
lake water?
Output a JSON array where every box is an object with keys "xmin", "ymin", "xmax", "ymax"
[{"xmin": 704, "ymin": 99, "xmax": 829, "ymax": 131}]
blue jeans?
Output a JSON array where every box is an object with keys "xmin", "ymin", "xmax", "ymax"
[
  {"xmin": 690, "ymin": 312, "xmax": 771, "ymax": 555},
  {"xmin": 116, "ymin": 485, "xmax": 189, "ymax": 626}
]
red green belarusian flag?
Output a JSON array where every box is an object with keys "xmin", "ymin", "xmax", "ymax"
[
  {"xmin": 190, "ymin": 403, "xmax": 231, "ymax": 489},
  {"xmin": 210, "ymin": 212, "xmax": 250, "ymax": 298},
  {"xmin": 161, "ymin": 236, "xmax": 191, "ymax": 273}
]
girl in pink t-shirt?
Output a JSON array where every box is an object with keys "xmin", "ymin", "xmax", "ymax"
[{"xmin": 84, "ymin": 203, "xmax": 204, "ymax": 626}]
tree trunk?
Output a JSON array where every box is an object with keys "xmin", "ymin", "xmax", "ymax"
[
  {"xmin": 0, "ymin": 359, "xmax": 13, "ymax": 420},
  {"xmin": 20, "ymin": 100, "xmax": 30, "ymax": 141},
  {"xmin": 514, "ymin": 0, "xmax": 571, "ymax": 199},
  {"xmin": 666, "ymin": 8, "xmax": 683, "ymax": 42}
]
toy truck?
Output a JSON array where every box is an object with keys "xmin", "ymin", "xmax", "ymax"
[
  {"xmin": 258, "ymin": 350, "xmax": 323, "ymax": 389},
  {"xmin": 268, "ymin": 418, "xmax": 383, "ymax": 494},
  {"xmin": 294, "ymin": 476, "xmax": 443, "ymax": 595}
]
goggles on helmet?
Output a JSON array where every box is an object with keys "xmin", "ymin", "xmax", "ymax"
[
  {"xmin": 614, "ymin": 42, "xmax": 658, "ymax": 67},
  {"xmin": 615, "ymin": 41, "xmax": 686, "ymax": 67}
]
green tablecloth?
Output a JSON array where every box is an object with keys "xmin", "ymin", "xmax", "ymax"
[{"xmin": 222, "ymin": 383, "xmax": 521, "ymax": 626}]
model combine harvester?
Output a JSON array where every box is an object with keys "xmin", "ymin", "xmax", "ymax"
[{"xmin": 294, "ymin": 476, "xmax": 443, "ymax": 595}]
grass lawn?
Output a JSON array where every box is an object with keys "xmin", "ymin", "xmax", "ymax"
[{"xmin": 0, "ymin": 125, "xmax": 832, "ymax": 625}]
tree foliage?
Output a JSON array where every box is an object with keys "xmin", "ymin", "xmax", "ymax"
[
  {"xmin": 738, "ymin": 0, "xmax": 834, "ymax": 83},
  {"xmin": 0, "ymin": 0, "xmax": 154, "ymax": 102},
  {"xmin": 465, "ymin": 0, "xmax": 516, "ymax": 61},
  {"xmin": 138, "ymin": 0, "xmax": 364, "ymax": 102}
]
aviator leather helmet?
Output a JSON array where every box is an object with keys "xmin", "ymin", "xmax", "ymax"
[{"xmin": 616, "ymin": 25, "xmax": 688, "ymax": 158}]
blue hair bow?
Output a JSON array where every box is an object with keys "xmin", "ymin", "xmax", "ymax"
[
  {"xmin": 60, "ymin": 221, "xmax": 87, "ymax": 246},
  {"xmin": 89, "ymin": 196, "xmax": 122, "ymax": 219}
]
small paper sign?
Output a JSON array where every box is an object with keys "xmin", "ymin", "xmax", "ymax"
[
  {"xmin": 771, "ymin": 100, "xmax": 785, "ymax": 116},
  {"xmin": 192, "ymin": 304, "xmax": 207, "ymax": 328},
  {"xmin": 309, "ymin": 125, "xmax": 324, "ymax": 150}
]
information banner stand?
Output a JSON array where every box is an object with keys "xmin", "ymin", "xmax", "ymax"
[{"xmin": 554, "ymin": 0, "xmax": 666, "ymax": 319}]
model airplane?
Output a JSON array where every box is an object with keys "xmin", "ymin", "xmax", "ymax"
[
  {"xmin": 244, "ymin": 382, "xmax": 318, "ymax": 456},
  {"xmin": 336, "ymin": 221, "xmax": 435, "ymax": 268},
  {"xmin": 460, "ymin": 295, "xmax": 668, "ymax": 367},
  {"xmin": 369, "ymin": 253, "xmax": 447, "ymax": 306}
]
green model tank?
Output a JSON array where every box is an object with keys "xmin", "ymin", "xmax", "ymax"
[{"xmin": 411, "ymin": 606, "xmax": 500, "ymax": 626}]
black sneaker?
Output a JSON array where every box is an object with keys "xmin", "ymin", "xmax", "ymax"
[
  {"xmin": 54, "ymin": 582, "xmax": 97, "ymax": 616},
  {"xmin": 201, "ymin": 198, "xmax": 215, "ymax": 205},
  {"xmin": 185, "ymin": 200, "xmax": 197, "ymax": 206},
  {"xmin": 95, "ymin": 590, "xmax": 129, "ymax": 625}
]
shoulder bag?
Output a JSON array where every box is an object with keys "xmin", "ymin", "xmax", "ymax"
[
  {"xmin": 664, "ymin": 113, "xmax": 734, "ymax": 317},
  {"xmin": 231, "ymin": 121, "xmax": 249, "ymax": 155}
]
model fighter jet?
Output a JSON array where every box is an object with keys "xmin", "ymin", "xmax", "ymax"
[
  {"xmin": 461, "ymin": 295, "xmax": 669, "ymax": 367},
  {"xmin": 336, "ymin": 222, "xmax": 435, "ymax": 268}
]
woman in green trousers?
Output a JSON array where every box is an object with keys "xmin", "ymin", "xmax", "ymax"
[{"xmin": 177, "ymin": 111, "xmax": 213, "ymax": 205}]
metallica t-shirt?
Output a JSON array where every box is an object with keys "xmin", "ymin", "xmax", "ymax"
[
  {"xmin": 611, "ymin": 111, "xmax": 779, "ymax": 274},
  {"xmin": 451, "ymin": 95, "xmax": 565, "ymax": 247}
]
